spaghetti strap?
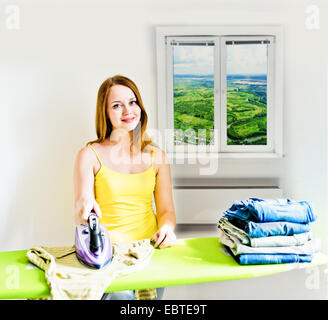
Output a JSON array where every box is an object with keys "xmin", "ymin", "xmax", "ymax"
[
  {"xmin": 88, "ymin": 144, "xmax": 103, "ymax": 166},
  {"xmin": 151, "ymin": 146, "xmax": 154, "ymax": 167}
]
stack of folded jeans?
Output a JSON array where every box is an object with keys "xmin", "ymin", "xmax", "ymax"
[{"xmin": 218, "ymin": 198, "xmax": 320, "ymax": 265}]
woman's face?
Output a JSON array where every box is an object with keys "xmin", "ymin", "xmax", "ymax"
[{"xmin": 107, "ymin": 85, "xmax": 141, "ymax": 132}]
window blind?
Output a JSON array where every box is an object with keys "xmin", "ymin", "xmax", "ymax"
[
  {"xmin": 170, "ymin": 40, "xmax": 215, "ymax": 46},
  {"xmin": 225, "ymin": 40, "xmax": 270, "ymax": 45}
]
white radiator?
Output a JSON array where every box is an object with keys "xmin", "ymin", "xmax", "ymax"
[{"xmin": 172, "ymin": 187, "xmax": 283, "ymax": 224}]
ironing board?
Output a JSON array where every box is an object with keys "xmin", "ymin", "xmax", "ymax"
[{"xmin": 0, "ymin": 237, "xmax": 327, "ymax": 299}]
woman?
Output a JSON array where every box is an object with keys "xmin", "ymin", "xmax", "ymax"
[{"xmin": 73, "ymin": 75, "xmax": 177, "ymax": 300}]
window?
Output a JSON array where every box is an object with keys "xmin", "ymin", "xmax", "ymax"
[{"xmin": 156, "ymin": 26, "xmax": 283, "ymax": 158}]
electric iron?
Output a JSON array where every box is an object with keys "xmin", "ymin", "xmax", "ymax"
[{"xmin": 75, "ymin": 210, "xmax": 113, "ymax": 269}]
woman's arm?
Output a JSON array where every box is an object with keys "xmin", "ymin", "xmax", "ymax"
[
  {"xmin": 152, "ymin": 148, "xmax": 177, "ymax": 248},
  {"xmin": 73, "ymin": 146, "xmax": 102, "ymax": 225}
]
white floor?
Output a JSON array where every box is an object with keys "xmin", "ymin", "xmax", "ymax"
[{"xmin": 162, "ymin": 224, "xmax": 328, "ymax": 300}]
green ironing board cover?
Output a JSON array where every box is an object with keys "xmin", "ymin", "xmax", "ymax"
[{"xmin": 0, "ymin": 237, "xmax": 327, "ymax": 299}]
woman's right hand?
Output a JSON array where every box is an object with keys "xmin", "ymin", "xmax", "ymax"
[{"xmin": 74, "ymin": 199, "xmax": 102, "ymax": 225}]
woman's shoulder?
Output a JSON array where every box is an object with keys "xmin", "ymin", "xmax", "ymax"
[
  {"xmin": 151, "ymin": 145, "xmax": 170, "ymax": 166},
  {"xmin": 75, "ymin": 143, "xmax": 99, "ymax": 165}
]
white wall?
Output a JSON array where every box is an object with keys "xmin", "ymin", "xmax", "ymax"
[{"xmin": 1, "ymin": 0, "xmax": 327, "ymax": 297}]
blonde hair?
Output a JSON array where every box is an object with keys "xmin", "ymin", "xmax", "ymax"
[{"xmin": 87, "ymin": 75, "xmax": 155, "ymax": 153}]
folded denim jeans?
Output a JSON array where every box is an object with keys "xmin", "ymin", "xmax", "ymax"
[
  {"xmin": 232, "ymin": 251, "xmax": 314, "ymax": 265},
  {"xmin": 218, "ymin": 218, "xmax": 312, "ymax": 247},
  {"xmin": 219, "ymin": 229, "xmax": 320, "ymax": 256},
  {"xmin": 228, "ymin": 217, "xmax": 311, "ymax": 238},
  {"xmin": 249, "ymin": 232, "xmax": 312, "ymax": 248},
  {"xmin": 223, "ymin": 198, "xmax": 316, "ymax": 224}
]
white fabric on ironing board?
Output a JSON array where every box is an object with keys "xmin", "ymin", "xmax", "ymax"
[{"xmin": 26, "ymin": 239, "xmax": 154, "ymax": 300}]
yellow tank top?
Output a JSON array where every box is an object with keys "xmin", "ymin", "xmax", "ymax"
[{"xmin": 88, "ymin": 144, "xmax": 158, "ymax": 243}]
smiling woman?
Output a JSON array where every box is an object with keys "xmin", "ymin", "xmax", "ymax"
[
  {"xmin": 108, "ymin": 86, "xmax": 141, "ymax": 129},
  {"xmin": 88, "ymin": 75, "xmax": 152, "ymax": 154},
  {"xmin": 73, "ymin": 75, "xmax": 177, "ymax": 300}
]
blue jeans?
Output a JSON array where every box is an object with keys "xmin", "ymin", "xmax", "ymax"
[
  {"xmin": 225, "ymin": 245, "xmax": 314, "ymax": 265},
  {"xmin": 228, "ymin": 217, "xmax": 311, "ymax": 238},
  {"xmin": 101, "ymin": 287, "xmax": 165, "ymax": 300},
  {"xmin": 236, "ymin": 253, "xmax": 313, "ymax": 265},
  {"xmin": 223, "ymin": 198, "xmax": 316, "ymax": 223}
]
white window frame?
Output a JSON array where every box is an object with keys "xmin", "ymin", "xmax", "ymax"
[
  {"xmin": 156, "ymin": 26, "xmax": 284, "ymax": 159},
  {"xmin": 220, "ymin": 36, "xmax": 275, "ymax": 153},
  {"xmin": 166, "ymin": 36, "xmax": 220, "ymax": 154}
]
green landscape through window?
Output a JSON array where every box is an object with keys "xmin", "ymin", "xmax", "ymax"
[
  {"xmin": 172, "ymin": 40, "xmax": 268, "ymax": 147},
  {"xmin": 173, "ymin": 43, "xmax": 215, "ymax": 146},
  {"xmin": 226, "ymin": 41, "xmax": 268, "ymax": 145}
]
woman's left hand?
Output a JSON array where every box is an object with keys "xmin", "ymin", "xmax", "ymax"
[{"xmin": 152, "ymin": 225, "xmax": 177, "ymax": 249}]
